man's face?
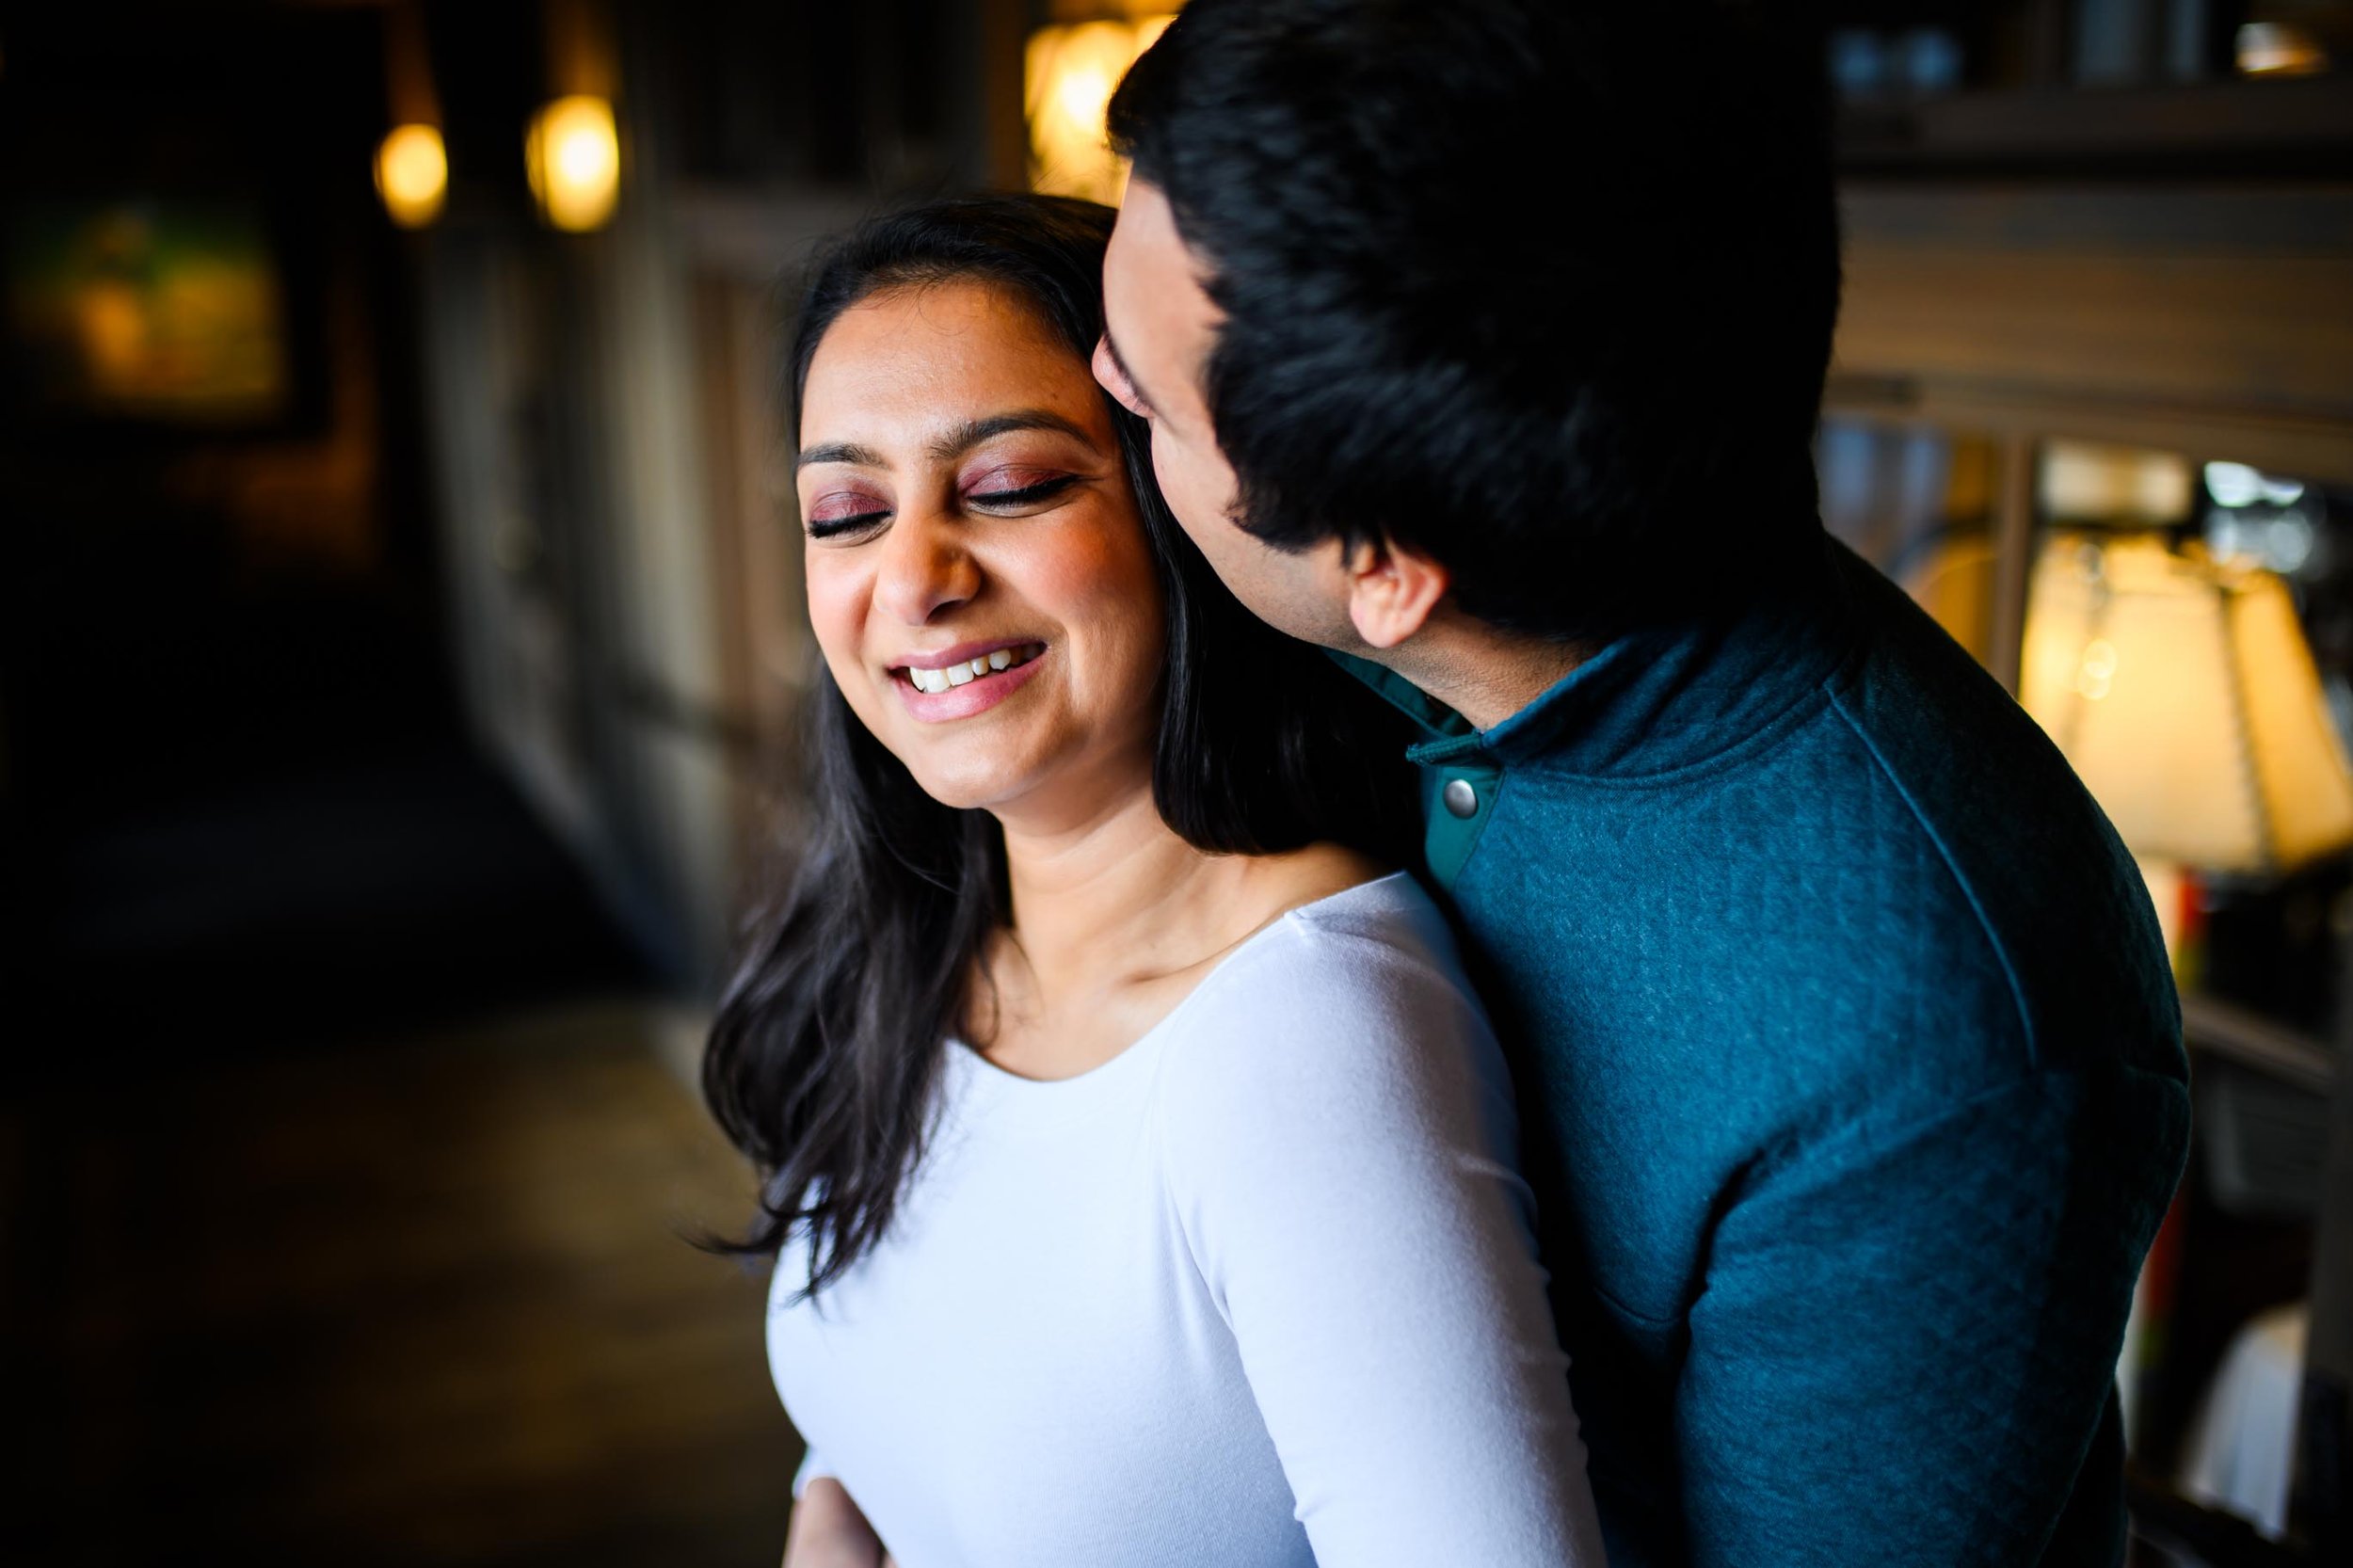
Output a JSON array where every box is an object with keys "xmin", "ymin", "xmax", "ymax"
[{"xmin": 1096, "ymin": 178, "xmax": 1356, "ymax": 649}]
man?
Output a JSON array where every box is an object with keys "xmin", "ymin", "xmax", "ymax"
[{"xmin": 1096, "ymin": 3, "xmax": 2189, "ymax": 1563}]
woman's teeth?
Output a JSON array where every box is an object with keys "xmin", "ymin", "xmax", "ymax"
[{"xmin": 904, "ymin": 644, "xmax": 1041, "ymax": 695}]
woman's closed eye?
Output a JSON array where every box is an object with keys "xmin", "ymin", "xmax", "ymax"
[
  {"xmin": 965, "ymin": 472, "xmax": 1080, "ymax": 512},
  {"xmin": 805, "ymin": 490, "xmax": 891, "ymax": 540},
  {"xmin": 802, "ymin": 468, "xmax": 1087, "ymax": 540}
]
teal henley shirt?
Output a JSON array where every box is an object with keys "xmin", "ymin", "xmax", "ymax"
[{"xmin": 1344, "ymin": 534, "xmax": 2191, "ymax": 1566}]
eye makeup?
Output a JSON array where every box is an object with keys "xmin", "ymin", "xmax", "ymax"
[
  {"xmin": 803, "ymin": 474, "xmax": 1081, "ymax": 538},
  {"xmin": 965, "ymin": 472, "xmax": 1080, "ymax": 509},
  {"xmin": 805, "ymin": 490, "xmax": 890, "ymax": 539}
]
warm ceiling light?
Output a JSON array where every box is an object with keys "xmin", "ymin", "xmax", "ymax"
[
  {"xmin": 1024, "ymin": 15, "xmax": 1175, "ymax": 203},
  {"xmin": 525, "ymin": 95, "xmax": 620, "ymax": 232},
  {"xmin": 375, "ymin": 123, "xmax": 447, "ymax": 229}
]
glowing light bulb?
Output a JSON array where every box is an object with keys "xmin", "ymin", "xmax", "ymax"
[
  {"xmin": 376, "ymin": 123, "xmax": 447, "ymax": 229},
  {"xmin": 526, "ymin": 96, "xmax": 620, "ymax": 232},
  {"xmin": 1025, "ymin": 16, "xmax": 1175, "ymax": 203}
]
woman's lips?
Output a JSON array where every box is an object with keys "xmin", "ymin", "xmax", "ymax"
[
  {"xmin": 891, "ymin": 643, "xmax": 1048, "ymax": 722},
  {"xmin": 897, "ymin": 640, "xmax": 1046, "ymax": 694}
]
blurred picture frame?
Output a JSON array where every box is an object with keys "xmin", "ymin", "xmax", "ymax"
[{"xmin": 2, "ymin": 191, "xmax": 326, "ymax": 438}]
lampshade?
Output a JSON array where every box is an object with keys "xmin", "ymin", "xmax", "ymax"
[
  {"xmin": 2021, "ymin": 533, "xmax": 2353, "ymax": 872},
  {"xmin": 1024, "ymin": 15, "xmax": 1175, "ymax": 203}
]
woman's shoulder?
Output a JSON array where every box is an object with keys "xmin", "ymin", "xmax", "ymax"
[
  {"xmin": 1225, "ymin": 844, "xmax": 1460, "ymax": 961},
  {"xmin": 1146, "ymin": 865, "xmax": 1523, "ymax": 1242},
  {"xmin": 1236, "ymin": 860, "xmax": 1468, "ymax": 994},
  {"xmin": 1152, "ymin": 867, "xmax": 1499, "ymax": 1120}
]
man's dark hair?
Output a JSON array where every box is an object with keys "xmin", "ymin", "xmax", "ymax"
[{"xmin": 1108, "ymin": 0, "xmax": 1841, "ymax": 643}]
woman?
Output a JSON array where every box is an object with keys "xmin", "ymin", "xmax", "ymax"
[{"xmin": 703, "ymin": 194, "xmax": 1603, "ymax": 1568}]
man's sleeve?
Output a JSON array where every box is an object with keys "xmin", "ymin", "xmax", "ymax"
[{"xmin": 1675, "ymin": 1063, "xmax": 2190, "ymax": 1566}]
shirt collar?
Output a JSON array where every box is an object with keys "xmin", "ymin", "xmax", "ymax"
[{"xmin": 1334, "ymin": 531, "xmax": 1861, "ymax": 779}]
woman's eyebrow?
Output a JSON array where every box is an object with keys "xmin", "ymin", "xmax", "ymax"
[
  {"xmin": 927, "ymin": 409, "xmax": 1094, "ymax": 461},
  {"xmin": 795, "ymin": 412, "xmax": 1094, "ymax": 473},
  {"xmin": 795, "ymin": 440, "xmax": 885, "ymax": 472}
]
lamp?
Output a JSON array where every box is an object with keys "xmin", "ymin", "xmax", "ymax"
[
  {"xmin": 1024, "ymin": 13, "xmax": 1175, "ymax": 202},
  {"xmin": 525, "ymin": 95, "xmax": 620, "ymax": 232},
  {"xmin": 375, "ymin": 124, "xmax": 447, "ymax": 229},
  {"xmin": 376, "ymin": 2, "xmax": 443, "ymax": 230},
  {"xmin": 2020, "ymin": 533, "xmax": 2353, "ymax": 873}
]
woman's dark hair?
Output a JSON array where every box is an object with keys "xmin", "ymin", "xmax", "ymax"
[
  {"xmin": 702, "ymin": 193, "xmax": 1416, "ymax": 1297},
  {"xmin": 1108, "ymin": 0, "xmax": 1843, "ymax": 645}
]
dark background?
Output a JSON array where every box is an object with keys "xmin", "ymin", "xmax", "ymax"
[{"xmin": 0, "ymin": 2, "xmax": 2348, "ymax": 1562}]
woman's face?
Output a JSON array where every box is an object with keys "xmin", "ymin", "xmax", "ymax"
[{"xmin": 797, "ymin": 280, "xmax": 1165, "ymax": 817}]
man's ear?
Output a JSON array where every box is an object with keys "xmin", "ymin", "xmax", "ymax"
[{"xmin": 1342, "ymin": 535, "xmax": 1449, "ymax": 649}]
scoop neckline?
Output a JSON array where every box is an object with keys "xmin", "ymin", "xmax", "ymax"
[{"xmin": 952, "ymin": 870, "xmax": 1413, "ymax": 1092}]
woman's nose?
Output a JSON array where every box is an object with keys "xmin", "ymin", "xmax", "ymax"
[{"xmin": 871, "ymin": 506, "xmax": 980, "ymax": 626}]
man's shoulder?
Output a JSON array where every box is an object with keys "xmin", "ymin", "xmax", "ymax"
[
  {"xmin": 1464, "ymin": 551, "xmax": 2180, "ymax": 1092},
  {"xmin": 1818, "ymin": 557, "xmax": 2183, "ymax": 1081}
]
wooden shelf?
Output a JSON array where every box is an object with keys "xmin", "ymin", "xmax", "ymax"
[
  {"xmin": 2182, "ymin": 992, "xmax": 2339, "ymax": 1097},
  {"xmin": 1825, "ymin": 183, "xmax": 2353, "ymax": 485},
  {"xmin": 1838, "ymin": 76, "xmax": 2353, "ymax": 174}
]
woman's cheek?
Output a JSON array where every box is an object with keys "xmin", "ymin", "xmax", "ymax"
[
  {"xmin": 1032, "ymin": 520, "xmax": 1132, "ymax": 603},
  {"xmin": 803, "ymin": 556, "xmax": 873, "ymax": 690},
  {"xmin": 1051, "ymin": 519, "xmax": 1165, "ymax": 715}
]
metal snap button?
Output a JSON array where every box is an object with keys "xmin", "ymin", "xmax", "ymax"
[{"xmin": 1442, "ymin": 777, "xmax": 1479, "ymax": 819}]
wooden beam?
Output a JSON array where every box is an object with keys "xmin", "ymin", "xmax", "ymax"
[{"xmin": 1986, "ymin": 431, "xmax": 2037, "ymax": 696}]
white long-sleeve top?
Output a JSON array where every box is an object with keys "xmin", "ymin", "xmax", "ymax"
[{"xmin": 765, "ymin": 872, "xmax": 1605, "ymax": 1568}]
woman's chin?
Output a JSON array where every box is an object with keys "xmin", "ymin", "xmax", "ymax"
[
  {"xmin": 899, "ymin": 743, "xmax": 1148, "ymax": 823},
  {"xmin": 898, "ymin": 755, "xmax": 1034, "ymax": 816}
]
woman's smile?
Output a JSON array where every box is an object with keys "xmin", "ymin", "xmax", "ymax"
[{"xmin": 891, "ymin": 640, "xmax": 1049, "ymax": 718}]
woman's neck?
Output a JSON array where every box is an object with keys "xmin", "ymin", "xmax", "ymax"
[
  {"xmin": 974, "ymin": 743, "xmax": 1388, "ymax": 1080},
  {"xmin": 995, "ymin": 780, "xmax": 1252, "ymax": 1006},
  {"xmin": 976, "ymin": 762, "xmax": 1376, "ymax": 1079}
]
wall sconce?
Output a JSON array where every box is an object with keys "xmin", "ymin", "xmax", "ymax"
[
  {"xmin": 375, "ymin": 123, "xmax": 447, "ymax": 230},
  {"xmin": 525, "ymin": 95, "xmax": 620, "ymax": 232},
  {"xmin": 1024, "ymin": 14, "xmax": 1174, "ymax": 202},
  {"xmin": 376, "ymin": 2, "xmax": 443, "ymax": 230}
]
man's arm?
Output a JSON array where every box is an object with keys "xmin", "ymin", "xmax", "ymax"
[{"xmin": 1675, "ymin": 1063, "xmax": 2189, "ymax": 1566}]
